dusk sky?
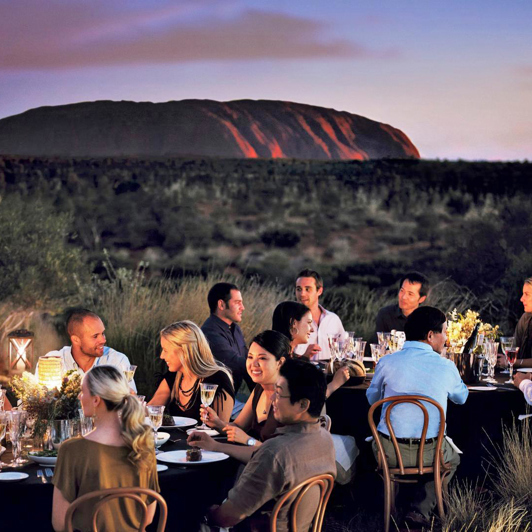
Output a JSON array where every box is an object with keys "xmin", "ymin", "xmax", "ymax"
[{"xmin": 1, "ymin": 0, "xmax": 530, "ymax": 161}]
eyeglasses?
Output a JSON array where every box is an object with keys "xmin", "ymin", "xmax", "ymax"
[{"xmin": 273, "ymin": 390, "xmax": 291, "ymax": 399}]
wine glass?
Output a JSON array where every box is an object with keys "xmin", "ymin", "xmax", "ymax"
[
  {"xmin": 0, "ymin": 411, "xmax": 8, "ymax": 469},
  {"xmin": 199, "ymin": 383, "xmax": 218, "ymax": 430},
  {"xmin": 123, "ymin": 365, "xmax": 137, "ymax": 384},
  {"xmin": 147, "ymin": 405, "xmax": 165, "ymax": 445},
  {"xmin": 483, "ymin": 341, "xmax": 498, "ymax": 384},
  {"xmin": 0, "ymin": 387, "xmax": 5, "ymax": 411},
  {"xmin": 499, "ymin": 337, "xmax": 514, "ymax": 374},
  {"xmin": 7, "ymin": 410, "xmax": 29, "ymax": 467},
  {"xmin": 505, "ymin": 347, "xmax": 520, "ymax": 384}
]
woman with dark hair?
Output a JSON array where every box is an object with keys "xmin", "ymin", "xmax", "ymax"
[
  {"xmin": 200, "ymin": 330, "xmax": 290, "ymax": 462},
  {"xmin": 272, "ymin": 301, "xmax": 350, "ymax": 397},
  {"xmin": 52, "ymin": 366, "xmax": 158, "ymax": 532}
]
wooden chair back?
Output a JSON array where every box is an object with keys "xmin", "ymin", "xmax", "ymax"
[
  {"xmin": 368, "ymin": 395, "xmax": 451, "ymax": 531},
  {"xmin": 270, "ymin": 473, "xmax": 334, "ymax": 532},
  {"xmin": 64, "ymin": 487, "xmax": 168, "ymax": 532}
]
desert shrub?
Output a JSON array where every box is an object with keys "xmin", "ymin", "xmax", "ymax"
[
  {"xmin": 0, "ymin": 195, "xmax": 89, "ymax": 309},
  {"xmin": 260, "ymin": 227, "xmax": 301, "ymax": 248}
]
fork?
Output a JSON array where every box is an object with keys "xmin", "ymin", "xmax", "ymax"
[
  {"xmin": 45, "ymin": 468, "xmax": 54, "ymax": 480},
  {"xmin": 37, "ymin": 470, "xmax": 48, "ymax": 484}
]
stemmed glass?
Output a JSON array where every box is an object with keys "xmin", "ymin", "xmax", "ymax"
[
  {"xmin": 483, "ymin": 341, "xmax": 498, "ymax": 384},
  {"xmin": 147, "ymin": 405, "xmax": 165, "ymax": 446},
  {"xmin": 499, "ymin": 337, "xmax": 514, "ymax": 374},
  {"xmin": 0, "ymin": 387, "xmax": 5, "ymax": 411},
  {"xmin": 199, "ymin": 383, "xmax": 218, "ymax": 430},
  {"xmin": 7, "ymin": 410, "xmax": 29, "ymax": 467},
  {"xmin": 123, "ymin": 365, "xmax": 137, "ymax": 384},
  {"xmin": 505, "ymin": 347, "xmax": 520, "ymax": 384},
  {"xmin": 0, "ymin": 411, "xmax": 8, "ymax": 469}
]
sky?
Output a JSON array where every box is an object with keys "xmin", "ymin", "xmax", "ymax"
[{"xmin": 0, "ymin": 0, "xmax": 530, "ymax": 161}]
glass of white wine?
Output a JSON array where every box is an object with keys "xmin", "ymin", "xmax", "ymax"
[
  {"xmin": 147, "ymin": 405, "xmax": 165, "ymax": 446},
  {"xmin": 199, "ymin": 383, "xmax": 218, "ymax": 430},
  {"xmin": 123, "ymin": 365, "xmax": 137, "ymax": 384}
]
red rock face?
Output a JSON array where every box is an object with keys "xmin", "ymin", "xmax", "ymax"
[{"xmin": 0, "ymin": 99, "xmax": 420, "ymax": 159}]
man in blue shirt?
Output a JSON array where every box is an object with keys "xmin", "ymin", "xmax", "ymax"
[
  {"xmin": 367, "ymin": 306, "xmax": 468, "ymax": 525},
  {"xmin": 202, "ymin": 282, "xmax": 251, "ymax": 394}
]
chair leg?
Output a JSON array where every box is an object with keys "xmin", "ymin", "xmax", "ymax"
[
  {"xmin": 383, "ymin": 477, "xmax": 392, "ymax": 532},
  {"xmin": 390, "ymin": 481, "xmax": 397, "ymax": 517},
  {"xmin": 434, "ymin": 474, "xmax": 445, "ymax": 520}
]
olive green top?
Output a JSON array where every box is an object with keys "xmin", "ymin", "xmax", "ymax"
[{"xmin": 53, "ymin": 436, "xmax": 160, "ymax": 532}]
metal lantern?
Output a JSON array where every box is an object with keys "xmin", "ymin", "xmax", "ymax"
[
  {"xmin": 7, "ymin": 329, "xmax": 34, "ymax": 372},
  {"xmin": 38, "ymin": 355, "xmax": 63, "ymax": 389}
]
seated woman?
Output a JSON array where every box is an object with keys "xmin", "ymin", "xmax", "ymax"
[
  {"xmin": 272, "ymin": 301, "xmax": 349, "ymax": 397},
  {"xmin": 199, "ymin": 330, "xmax": 289, "ymax": 462},
  {"xmin": 149, "ymin": 320, "xmax": 234, "ymax": 424},
  {"xmin": 52, "ymin": 365, "xmax": 158, "ymax": 532}
]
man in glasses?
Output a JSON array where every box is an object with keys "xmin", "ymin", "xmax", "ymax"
[{"xmin": 193, "ymin": 358, "xmax": 336, "ymax": 531}]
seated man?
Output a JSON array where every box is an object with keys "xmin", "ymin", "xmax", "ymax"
[
  {"xmin": 192, "ymin": 358, "xmax": 336, "ymax": 531},
  {"xmin": 293, "ymin": 269, "xmax": 345, "ymax": 361},
  {"xmin": 202, "ymin": 282, "xmax": 252, "ymax": 393},
  {"xmin": 366, "ymin": 306, "xmax": 468, "ymax": 525},
  {"xmin": 510, "ymin": 277, "xmax": 532, "ymax": 369},
  {"xmin": 375, "ymin": 271, "xmax": 430, "ymax": 334},
  {"xmin": 36, "ymin": 309, "xmax": 137, "ymax": 392}
]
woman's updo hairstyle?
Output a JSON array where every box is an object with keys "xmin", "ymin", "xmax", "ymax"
[
  {"xmin": 85, "ymin": 365, "xmax": 153, "ymax": 467},
  {"xmin": 251, "ymin": 330, "xmax": 291, "ymax": 361}
]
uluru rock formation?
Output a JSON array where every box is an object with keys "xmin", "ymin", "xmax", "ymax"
[{"xmin": 0, "ymin": 99, "xmax": 419, "ymax": 160}]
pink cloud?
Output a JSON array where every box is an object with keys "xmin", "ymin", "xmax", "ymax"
[{"xmin": 0, "ymin": 2, "xmax": 396, "ymax": 69}]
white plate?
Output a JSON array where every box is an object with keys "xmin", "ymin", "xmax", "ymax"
[
  {"xmin": 468, "ymin": 386, "xmax": 497, "ymax": 391},
  {"xmin": 186, "ymin": 428, "xmax": 218, "ymax": 437},
  {"xmin": 161, "ymin": 417, "xmax": 197, "ymax": 429},
  {"xmin": 28, "ymin": 454, "xmax": 58, "ymax": 467},
  {"xmin": 517, "ymin": 368, "xmax": 532, "ymax": 373},
  {"xmin": 0, "ymin": 472, "xmax": 29, "ymax": 482},
  {"xmin": 156, "ymin": 464, "xmax": 168, "ymax": 472},
  {"xmin": 157, "ymin": 450, "xmax": 229, "ymax": 465}
]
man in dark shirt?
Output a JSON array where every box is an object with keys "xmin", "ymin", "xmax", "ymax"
[
  {"xmin": 375, "ymin": 272, "xmax": 430, "ymax": 333},
  {"xmin": 202, "ymin": 282, "xmax": 251, "ymax": 393}
]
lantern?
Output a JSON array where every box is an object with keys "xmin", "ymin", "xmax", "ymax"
[
  {"xmin": 37, "ymin": 355, "xmax": 63, "ymax": 389},
  {"xmin": 8, "ymin": 329, "xmax": 34, "ymax": 372}
]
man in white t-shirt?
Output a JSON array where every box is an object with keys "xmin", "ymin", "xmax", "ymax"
[
  {"xmin": 36, "ymin": 309, "xmax": 137, "ymax": 392},
  {"xmin": 293, "ymin": 269, "xmax": 345, "ymax": 361}
]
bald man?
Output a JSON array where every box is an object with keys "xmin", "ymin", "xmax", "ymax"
[{"xmin": 36, "ymin": 309, "xmax": 137, "ymax": 392}]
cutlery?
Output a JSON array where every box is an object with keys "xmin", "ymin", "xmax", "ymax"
[
  {"xmin": 45, "ymin": 468, "xmax": 54, "ymax": 480},
  {"xmin": 37, "ymin": 470, "xmax": 47, "ymax": 484}
]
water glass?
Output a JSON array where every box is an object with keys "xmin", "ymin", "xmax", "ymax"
[
  {"xmin": 51, "ymin": 419, "xmax": 73, "ymax": 449},
  {"xmin": 8, "ymin": 410, "xmax": 29, "ymax": 466}
]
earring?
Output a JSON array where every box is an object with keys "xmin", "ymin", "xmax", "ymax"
[{"xmin": 292, "ymin": 327, "xmax": 299, "ymax": 336}]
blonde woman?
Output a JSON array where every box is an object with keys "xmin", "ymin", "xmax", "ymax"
[
  {"xmin": 52, "ymin": 365, "xmax": 158, "ymax": 532},
  {"xmin": 149, "ymin": 320, "xmax": 235, "ymax": 423}
]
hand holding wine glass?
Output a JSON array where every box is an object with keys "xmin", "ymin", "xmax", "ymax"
[{"xmin": 199, "ymin": 383, "xmax": 218, "ymax": 430}]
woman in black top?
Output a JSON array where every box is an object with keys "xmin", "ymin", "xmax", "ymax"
[
  {"xmin": 201, "ymin": 330, "xmax": 289, "ymax": 458},
  {"xmin": 149, "ymin": 321, "xmax": 234, "ymax": 423}
]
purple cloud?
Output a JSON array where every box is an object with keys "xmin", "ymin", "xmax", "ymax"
[{"xmin": 0, "ymin": 1, "xmax": 396, "ymax": 69}]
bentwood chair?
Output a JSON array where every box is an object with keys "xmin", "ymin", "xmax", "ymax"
[
  {"xmin": 64, "ymin": 487, "xmax": 168, "ymax": 532},
  {"xmin": 270, "ymin": 473, "xmax": 335, "ymax": 532},
  {"xmin": 368, "ymin": 395, "xmax": 452, "ymax": 532}
]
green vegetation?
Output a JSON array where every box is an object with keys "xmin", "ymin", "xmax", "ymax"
[{"xmin": 0, "ymin": 155, "xmax": 531, "ymax": 390}]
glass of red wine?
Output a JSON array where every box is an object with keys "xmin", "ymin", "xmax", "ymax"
[{"xmin": 505, "ymin": 347, "xmax": 520, "ymax": 384}]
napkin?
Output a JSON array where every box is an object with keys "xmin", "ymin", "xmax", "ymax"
[
  {"xmin": 445, "ymin": 435, "xmax": 463, "ymax": 454},
  {"xmin": 331, "ymin": 434, "xmax": 359, "ymax": 472}
]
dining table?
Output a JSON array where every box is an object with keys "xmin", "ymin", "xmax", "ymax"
[
  {"xmin": 0, "ymin": 427, "xmax": 238, "ymax": 531},
  {"xmin": 325, "ymin": 371, "xmax": 530, "ymax": 482}
]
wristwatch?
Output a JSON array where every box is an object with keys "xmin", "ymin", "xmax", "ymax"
[{"xmin": 246, "ymin": 437, "xmax": 257, "ymax": 446}]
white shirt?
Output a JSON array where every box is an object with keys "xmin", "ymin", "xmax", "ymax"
[
  {"xmin": 519, "ymin": 379, "xmax": 532, "ymax": 406},
  {"xmin": 36, "ymin": 346, "xmax": 137, "ymax": 392},
  {"xmin": 293, "ymin": 305, "xmax": 346, "ymax": 361}
]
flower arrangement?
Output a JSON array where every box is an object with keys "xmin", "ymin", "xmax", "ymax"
[
  {"xmin": 11, "ymin": 370, "xmax": 81, "ymax": 439},
  {"xmin": 446, "ymin": 308, "xmax": 499, "ymax": 351}
]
